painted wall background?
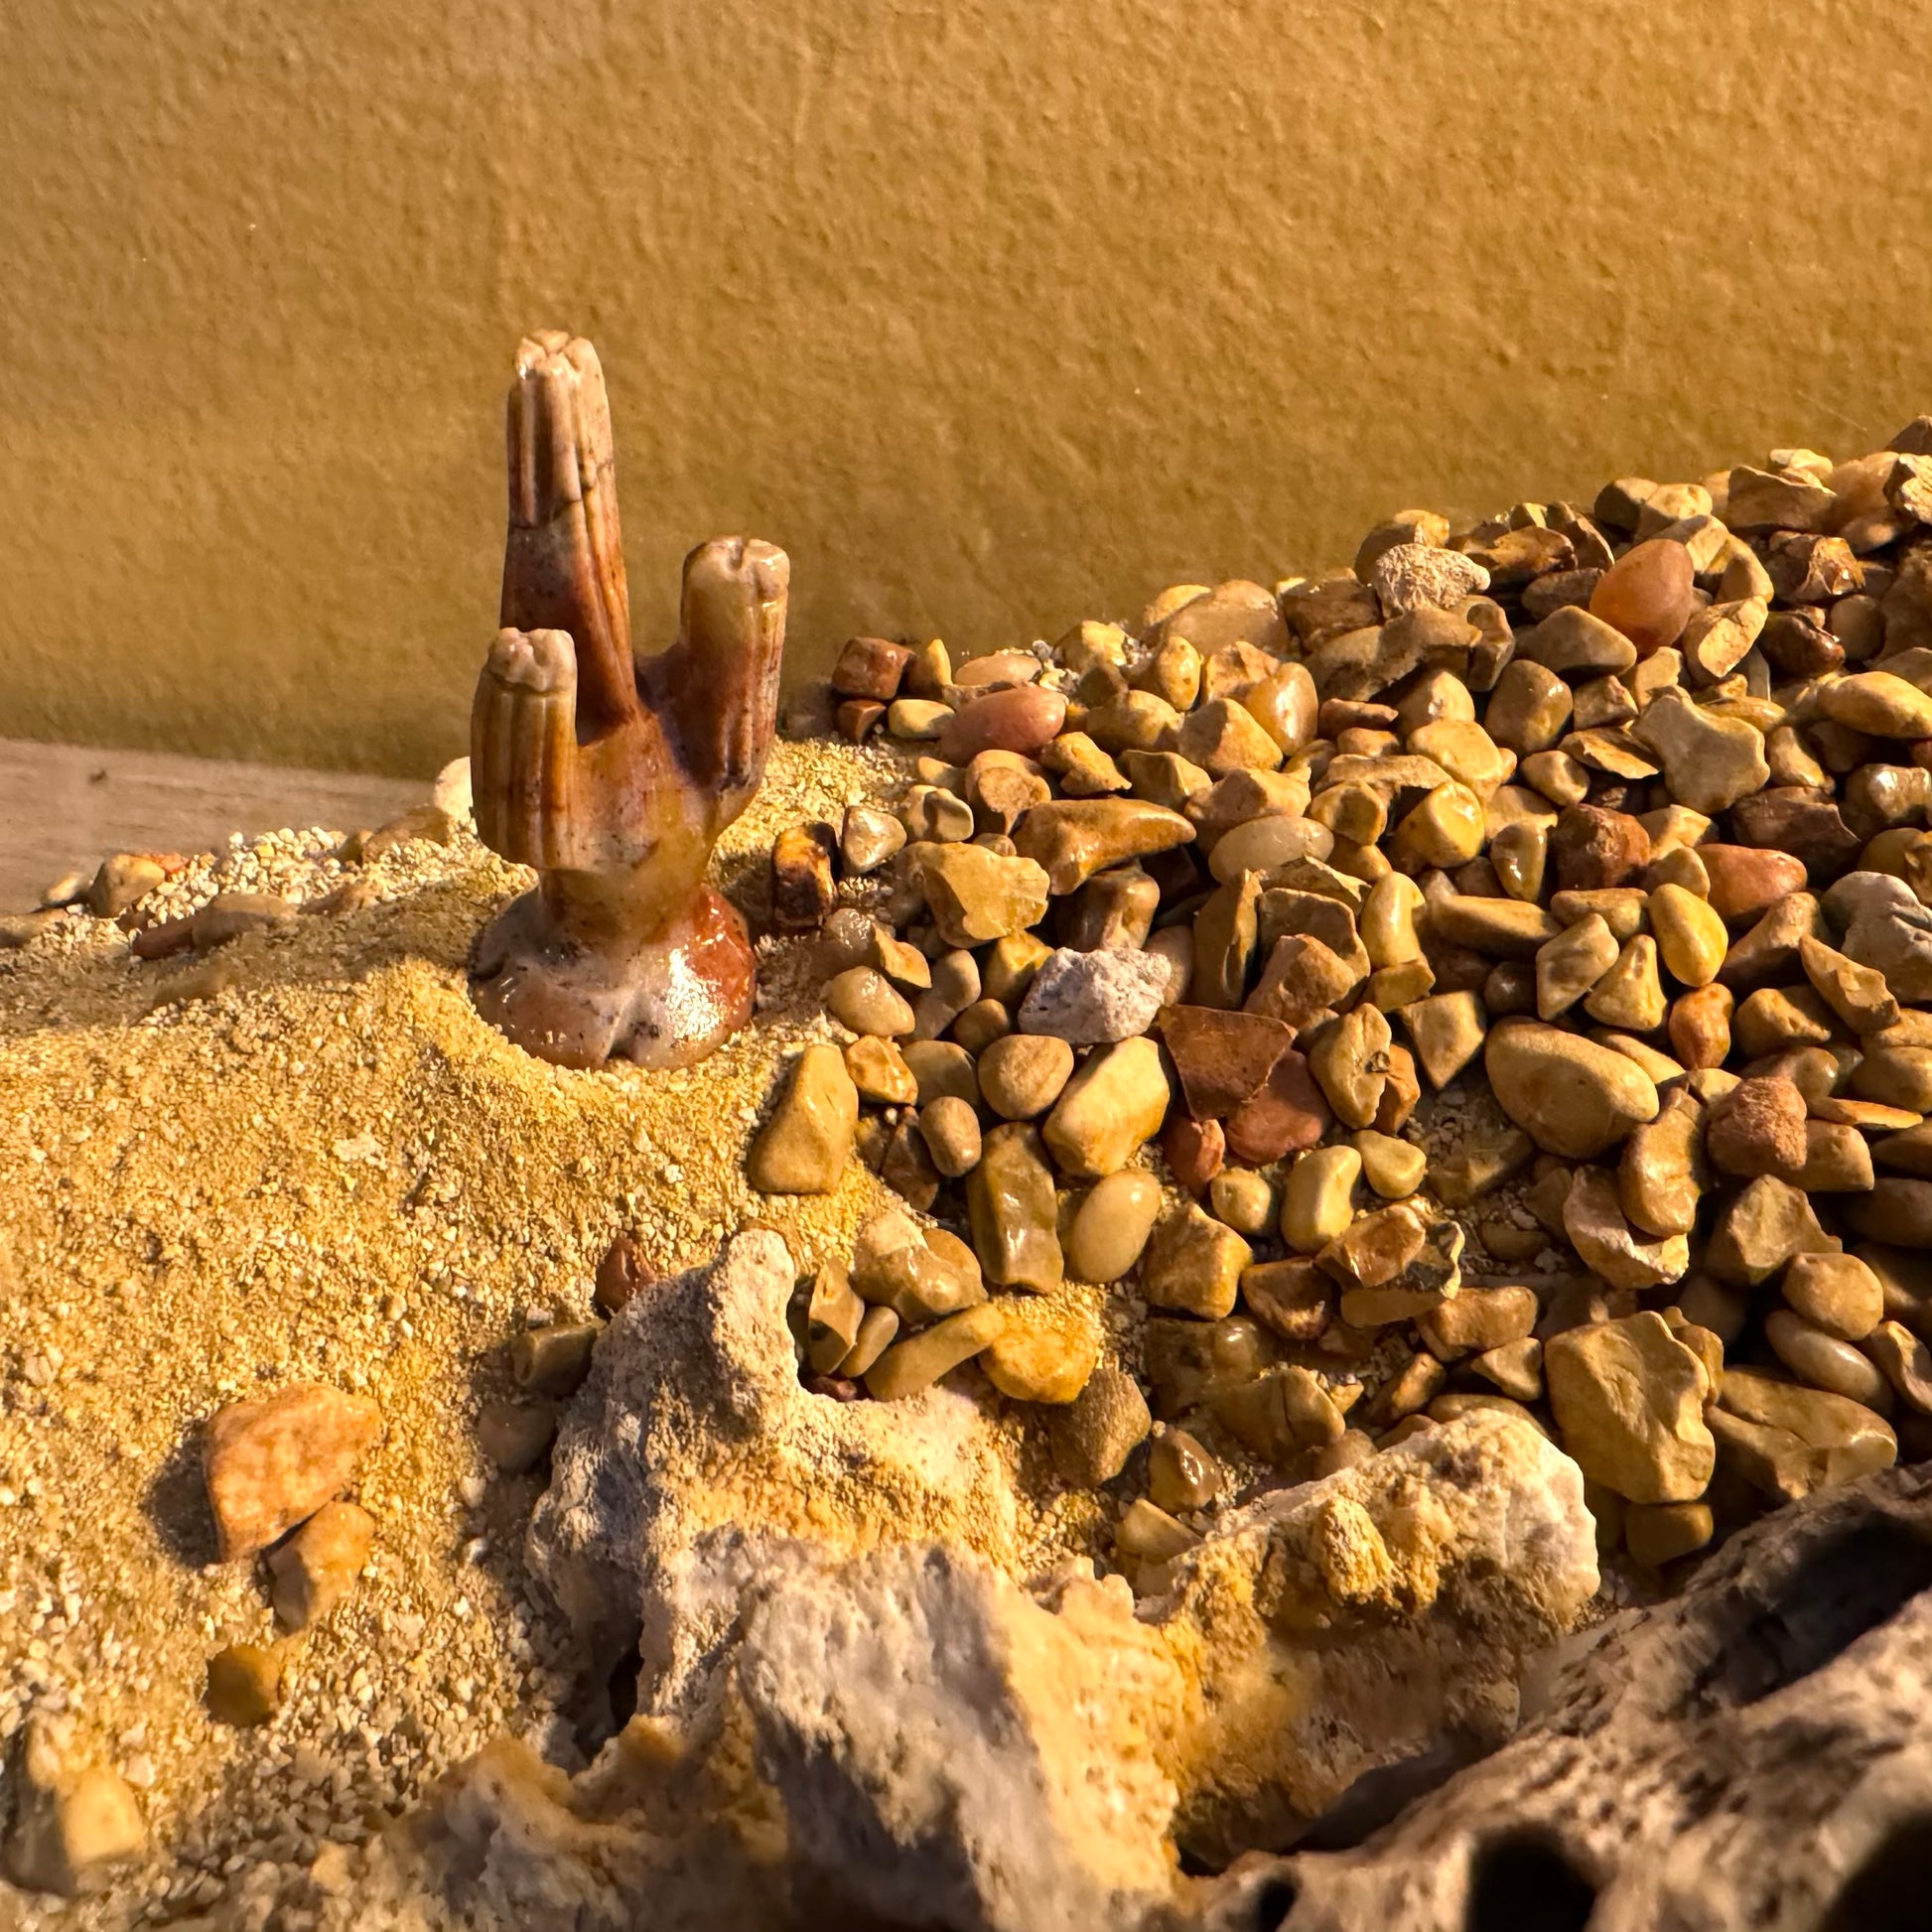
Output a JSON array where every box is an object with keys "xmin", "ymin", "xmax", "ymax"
[{"xmin": 5, "ymin": 0, "xmax": 1931, "ymax": 776}]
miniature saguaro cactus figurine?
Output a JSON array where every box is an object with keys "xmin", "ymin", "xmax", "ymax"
[{"xmin": 469, "ymin": 332, "xmax": 788, "ymax": 1068}]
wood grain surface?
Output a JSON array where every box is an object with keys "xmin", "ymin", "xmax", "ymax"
[{"xmin": 0, "ymin": 739, "xmax": 422, "ymax": 910}]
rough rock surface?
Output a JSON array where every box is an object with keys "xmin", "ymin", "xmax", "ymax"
[
  {"xmin": 1019, "ymin": 944, "xmax": 1172, "ymax": 1043},
  {"xmin": 525, "ymin": 1228, "xmax": 1021, "ymax": 1701},
  {"xmin": 382, "ymin": 1235, "xmax": 1596, "ymax": 1932},
  {"xmin": 1210, "ymin": 1465, "xmax": 1932, "ymax": 1932},
  {"xmin": 1139, "ymin": 1411, "xmax": 1596, "ymax": 1863}
]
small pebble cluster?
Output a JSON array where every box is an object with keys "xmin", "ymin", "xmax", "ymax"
[{"xmin": 756, "ymin": 421, "xmax": 1932, "ymax": 1581}]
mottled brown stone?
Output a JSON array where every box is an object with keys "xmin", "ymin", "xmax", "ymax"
[
  {"xmin": 1551, "ymin": 804, "xmax": 1651, "ymax": 892},
  {"xmin": 831, "ymin": 635, "xmax": 910, "ymax": 702}
]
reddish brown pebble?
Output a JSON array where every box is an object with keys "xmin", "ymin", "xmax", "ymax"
[
  {"xmin": 1698, "ymin": 845, "xmax": 1810, "ymax": 923},
  {"xmin": 595, "ymin": 1232, "xmax": 653, "ymax": 1316},
  {"xmin": 832, "ymin": 635, "xmax": 911, "ymax": 702},
  {"xmin": 1163, "ymin": 1114, "xmax": 1225, "ymax": 1194},
  {"xmin": 1669, "ymin": 985, "xmax": 1733, "ymax": 1069},
  {"xmin": 838, "ymin": 699, "xmax": 887, "ymax": 743},
  {"xmin": 1483, "ymin": 961, "xmax": 1537, "ymax": 1018},
  {"xmin": 1588, "ymin": 538, "xmax": 1695, "ymax": 658},
  {"xmin": 1157, "ymin": 1007, "xmax": 1296, "ymax": 1120},
  {"xmin": 130, "ymin": 914, "xmax": 198, "ymax": 961},
  {"xmin": 1225, "ymin": 1048, "xmax": 1332, "ymax": 1165},
  {"xmin": 803, "ymin": 1374, "xmax": 866, "ymax": 1402},
  {"xmin": 938, "ymin": 685, "xmax": 1068, "ymax": 763},
  {"xmin": 1706, "ymin": 1076, "xmax": 1809, "ymax": 1178},
  {"xmin": 1756, "ymin": 609, "xmax": 1844, "ymax": 678},
  {"xmin": 1551, "ymin": 804, "xmax": 1652, "ymax": 892},
  {"xmin": 881, "ymin": 1115, "xmax": 941, "ymax": 1210}
]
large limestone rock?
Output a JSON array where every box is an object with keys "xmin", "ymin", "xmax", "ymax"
[
  {"xmin": 1142, "ymin": 1412, "xmax": 1597, "ymax": 1862},
  {"xmin": 1214, "ymin": 1465, "xmax": 1932, "ymax": 1932},
  {"xmin": 733, "ymin": 1548, "xmax": 1185, "ymax": 1930},
  {"xmin": 376, "ymin": 1541, "xmax": 1185, "ymax": 1932},
  {"xmin": 526, "ymin": 1228, "xmax": 1019, "ymax": 1698},
  {"xmin": 380, "ymin": 1225, "xmax": 1597, "ymax": 1932}
]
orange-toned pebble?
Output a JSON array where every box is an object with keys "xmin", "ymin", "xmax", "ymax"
[
  {"xmin": 1668, "ymin": 983, "xmax": 1733, "ymax": 1069},
  {"xmin": 1588, "ymin": 538, "xmax": 1696, "ymax": 658}
]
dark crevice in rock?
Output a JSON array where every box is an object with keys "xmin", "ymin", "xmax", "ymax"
[
  {"xmin": 1247, "ymin": 1873, "xmax": 1301, "ymax": 1930},
  {"xmin": 1290, "ymin": 1729, "xmax": 1493, "ymax": 1854},
  {"xmin": 568, "ymin": 1617, "xmax": 643, "ymax": 1761},
  {"xmin": 1698, "ymin": 1521, "xmax": 1932, "ymax": 1708},
  {"xmin": 1820, "ymin": 1814, "xmax": 1932, "ymax": 1932},
  {"xmin": 1463, "ymin": 1828, "xmax": 1598, "ymax": 1932},
  {"xmin": 605, "ymin": 1645, "xmax": 642, "ymax": 1736}
]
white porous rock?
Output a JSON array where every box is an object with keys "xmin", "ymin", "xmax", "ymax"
[
  {"xmin": 396, "ymin": 1407, "xmax": 1594, "ymax": 1930},
  {"xmin": 381, "ymin": 1539, "xmax": 1187, "ymax": 1932},
  {"xmin": 1370, "ymin": 542, "xmax": 1491, "ymax": 617},
  {"xmin": 526, "ymin": 1228, "xmax": 1019, "ymax": 1703},
  {"xmin": 731, "ymin": 1544, "xmax": 1185, "ymax": 1930},
  {"xmin": 1018, "ymin": 945, "xmax": 1172, "ymax": 1044}
]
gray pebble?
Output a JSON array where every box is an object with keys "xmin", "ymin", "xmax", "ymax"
[{"xmin": 1017, "ymin": 946, "xmax": 1170, "ymax": 1044}]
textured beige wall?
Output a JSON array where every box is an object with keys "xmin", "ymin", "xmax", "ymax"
[{"xmin": 6, "ymin": 0, "xmax": 1932, "ymax": 775}]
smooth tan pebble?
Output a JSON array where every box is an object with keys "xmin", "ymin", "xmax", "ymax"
[
  {"xmin": 976, "ymin": 1033, "xmax": 1074, "ymax": 1119},
  {"xmin": 1207, "ymin": 1168, "xmax": 1275, "ymax": 1234},
  {"xmin": 1147, "ymin": 1426, "xmax": 1223, "ymax": 1513},
  {"xmin": 1764, "ymin": 1310, "xmax": 1893, "ymax": 1413},
  {"xmin": 1280, "ymin": 1146, "xmax": 1361, "ymax": 1253},
  {"xmin": 1781, "ymin": 1251, "xmax": 1883, "ymax": 1341},
  {"xmin": 825, "ymin": 965, "xmax": 916, "ymax": 1036},
  {"xmin": 1065, "ymin": 1170, "xmax": 1164, "ymax": 1281},
  {"xmin": 1352, "ymin": 1130, "xmax": 1426, "ymax": 1198}
]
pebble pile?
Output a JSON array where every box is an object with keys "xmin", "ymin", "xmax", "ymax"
[
  {"xmin": 11, "ymin": 423, "xmax": 1932, "ymax": 1924},
  {"xmin": 757, "ymin": 422, "xmax": 1932, "ymax": 1580}
]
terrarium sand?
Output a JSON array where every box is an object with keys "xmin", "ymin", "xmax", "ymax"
[
  {"xmin": 0, "ymin": 740, "xmax": 1562, "ymax": 1931},
  {"xmin": 0, "ymin": 735, "xmax": 1091, "ymax": 1927}
]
